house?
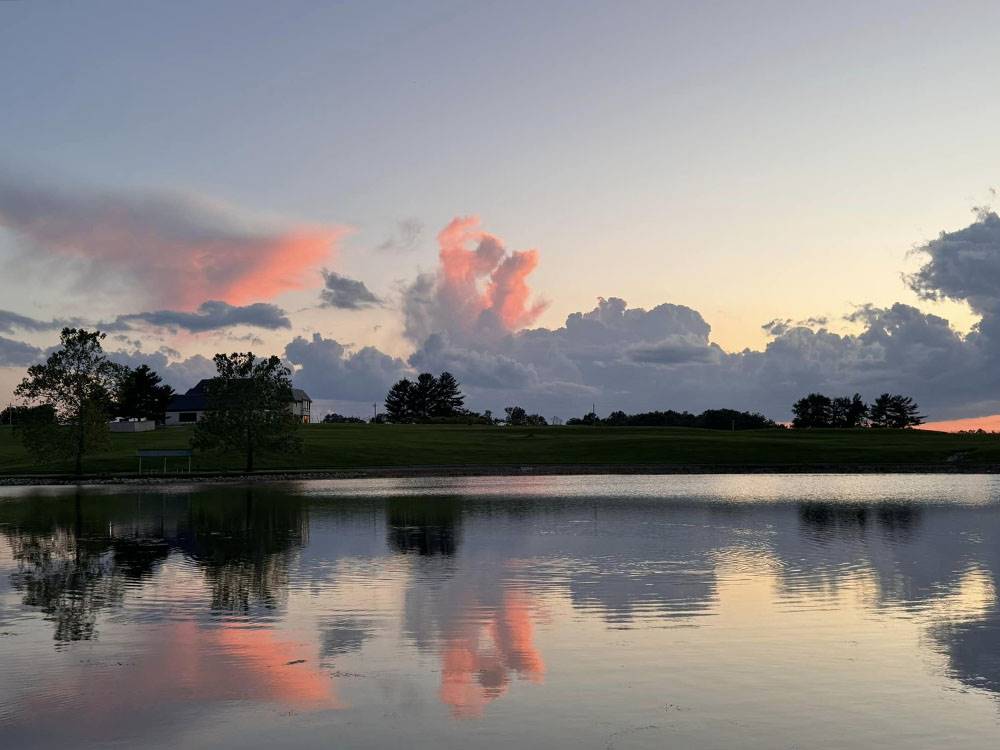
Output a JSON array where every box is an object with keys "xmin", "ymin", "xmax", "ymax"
[{"xmin": 165, "ymin": 380, "xmax": 312, "ymax": 426}]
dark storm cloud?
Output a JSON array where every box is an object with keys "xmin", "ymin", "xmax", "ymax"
[
  {"xmin": 111, "ymin": 300, "xmax": 291, "ymax": 333},
  {"xmin": 0, "ymin": 335, "xmax": 42, "ymax": 366},
  {"xmin": 0, "ymin": 310, "xmax": 77, "ymax": 334},
  {"xmin": 319, "ymin": 270, "xmax": 382, "ymax": 310},
  {"xmin": 906, "ymin": 209, "xmax": 1000, "ymax": 315}
]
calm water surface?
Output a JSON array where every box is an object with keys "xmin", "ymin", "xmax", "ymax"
[{"xmin": 1, "ymin": 474, "xmax": 1000, "ymax": 749}]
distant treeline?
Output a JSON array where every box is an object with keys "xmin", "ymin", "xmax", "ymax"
[{"xmin": 566, "ymin": 408, "xmax": 777, "ymax": 430}]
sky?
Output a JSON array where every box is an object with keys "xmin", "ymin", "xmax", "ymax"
[{"xmin": 3, "ymin": 0, "xmax": 1000, "ymax": 424}]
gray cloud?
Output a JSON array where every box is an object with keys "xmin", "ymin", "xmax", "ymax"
[
  {"xmin": 0, "ymin": 309, "xmax": 77, "ymax": 335},
  {"xmin": 377, "ymin": 218, "xmax": 423, "ymax": 252},
  {"xmin": 111, "ymin": 300, "xmax": 291, "ymax": 333},
  {"xmin": 106, "ymin": 349, "xmax": 217, "ymax": 393},
  {"xmin": 319, "ymin": 270, "xmax": 381, "ymax": 310},
  {"xmin": 907, "ymin": 209, "xmax": 1000, "ymax": 316},
  {"xmin": 284, "ymin": 333, "xmax": 409, "ymax": 402},
  {"xmin": 0, "ymin": 335, "xmax": 42, "ymax": 367}
]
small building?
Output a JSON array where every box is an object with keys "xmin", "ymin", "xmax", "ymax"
[{"xmin": 165, "ymin": 380, "xmax": 312, "ymax": 426}]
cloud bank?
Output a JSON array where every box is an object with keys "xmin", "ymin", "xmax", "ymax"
[
  {"xmin": 0, "ymin": 171, "xmax": 343, "ymax": 309},
  {"xmin": 7, "ymin": 210, "xmax": 1000, "ymax": 423}
]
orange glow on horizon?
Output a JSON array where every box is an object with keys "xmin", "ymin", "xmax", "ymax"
[{"xmin": 919, "ymin": 414, "xmax": 1000, "ymax": 433}]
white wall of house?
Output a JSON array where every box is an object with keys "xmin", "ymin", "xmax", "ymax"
[{"xmin": 109, "ymin": 420, "xmax": 156, "ymax": 432}]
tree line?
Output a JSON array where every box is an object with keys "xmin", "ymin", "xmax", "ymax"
[
  {"xmin": 791, "ymin": 392, "xmax": 924, "ymax": 428},
  {"xmin": 564, "ymin": 408, "xmax": 777, "ymax": 430}
]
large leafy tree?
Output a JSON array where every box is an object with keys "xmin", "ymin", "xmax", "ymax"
[
  {"xmin": 830, "ymin": 393, "xmax": 868, "ymax": 428},
  {"xmin": 869, "ymin": 393, "xmax": 924, "ymax": 428},
  {"xmin": 15, "ymin": 328, "xmax": 122, "ymax": 474},
  {"xmin": 192, "ymin": 353, "xmax": 302, "ymax": 472},
  {"xmin": 114, "ymin": 364, "xmax": 174, "ymax": 422}
]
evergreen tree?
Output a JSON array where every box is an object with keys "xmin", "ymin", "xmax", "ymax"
[
  {"xmin": 115, "ymin": 364, "xmax": 174, "ymax": 422},
  {"xmin": 433, "ymin": 372, "xmax": 465, "ymax": 416},
  {"xmin": 411, "ymin": 373, "xmax": 438, "ymax": 420},
  {"xmin": 384, "ymin": 379, "xmax": 414, "ymax": 422},
  {"xmin": 869, "ymin": 393, "xmax": 923, "ymax": 428}
]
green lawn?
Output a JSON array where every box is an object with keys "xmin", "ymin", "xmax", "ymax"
[{"xmin": 2, "ymin": 423, "xmax": 1000, "ymax": 476}]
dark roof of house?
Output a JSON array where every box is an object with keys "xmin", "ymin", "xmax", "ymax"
[
  {"xmin": 166, "ymin": 392, "xmax": 207, "ymax": 412},
  {"xmin": 166, "ymin": 381, "xmax": 310, "ymax": 412}
]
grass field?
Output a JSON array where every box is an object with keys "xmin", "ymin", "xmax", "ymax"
[{"xmin": 2, "ymin": 423, "xmax": 1000, "ymax": 476}]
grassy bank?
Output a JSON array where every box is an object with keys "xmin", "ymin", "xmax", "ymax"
[{"xmin": 2, "ymin": 423, "xmax": 1000, "ymax": 477}]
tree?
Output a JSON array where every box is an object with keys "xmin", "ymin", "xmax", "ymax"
[
  {"xmin": 0, "ymin": 403, "xmax": 56, "ymax": 426},
  {"xmin": 504, "ymin": 406, "xmax": 547, "ymax": 426},
  {"xmin": 114, "ymin": 364, "xmax": 174, "ymax": 422},
  {"xmin": 791, "ymin": 393, "xmax": 833, "ymax": 428},
  {"xmin": 385, "ymin": 379, "xmax": 415, "ymax": 422},
  {"xmin": 847, "ymin": 393, "xmax": 870, "ymax": 428},
  {"xmin": 504, "ymin": 406, "xmax": 527, "ymax": 426},
  {"xmin": 383, "ymin": 372, "xmax": 468, "ymax": 423},
  {"xmin": 322, "ymin": 413, "xmax": 365, "ymax": 424},
  {"xmin": 433, "ymin": 372, "xmax": 465, "ymax": 416},
  {"xmin": 191, "ymin": 353, "xmax": 302, "ymax": 472},
  {"xmin": 15, "ymin": 328, "xmax": 121, "ymax": 474},
  {"xmin": 869, "ymin": 393, "xmax": 924, "ymax": 428},
  {"xmin": 411, "ymin": 373, "xmax": 438, "ymax": 420}
]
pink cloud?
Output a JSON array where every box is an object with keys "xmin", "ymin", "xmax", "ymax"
[
  {"xmin": 410, "ymin": 216, "xmax": 547, "ymax": 341},
  {"xmin": 0, "ymin": 173, "xmax": 344, "ymax": 308}
]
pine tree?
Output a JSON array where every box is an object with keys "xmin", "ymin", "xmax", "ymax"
[
  {"xmin": 433, "ymin": 372, "xmax": 465, "ymax": 417},
  {"xmin": 384, "ymin": 379, "xmax": 414, "ymax": 422}
]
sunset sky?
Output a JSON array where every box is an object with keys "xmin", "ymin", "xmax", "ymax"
[{"xmin": 3, "ymin": 1, "xmax": 1000, "ymax": 424}]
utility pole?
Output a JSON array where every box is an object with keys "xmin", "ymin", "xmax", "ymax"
[{"xmin": 372, "ymin": 402, "xmax": 377, "ymax": 422}]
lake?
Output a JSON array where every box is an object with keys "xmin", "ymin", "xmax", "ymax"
[{"xmin": 1, "ymin": 474, "xmax": 999, "ymax": 749}]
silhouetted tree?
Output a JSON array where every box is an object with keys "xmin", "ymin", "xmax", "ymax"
[
  {"xmin": 434, "ymin": 372, "xmax": 465, "ymax": 416},
  {"xmin": 504, "ymin": 406, "xmax": 527, "ymax": 426},
  {"xmin": 0, "ymin": 403, "xmax": 56, "ymax": 426},
  {"xmin": 15, "ymin": 328, "xmax": 122, "ymax": 474},
  {"xmin": 791, "ymin": 393, "xmax": 834, "ymax": 428},
  {"xmin": 869, "ymin": 393, "xmax": 924, "ymax": 428},
  {"xmin": 384, "ymin": 378, "xmax": 415, "ymax": 422},
  {"xmin": 383, "ymin": 372, "xmax": 468, "ymax": 422},
  {"xmin": 114, "ymin": 364, "xmax": 174, "ymax": 422},
  {"xmin": 322, "ymin": 413, "xmax": 365, "ymax": 424},
  {"xmin": 192, "ymin": 353, "xmax": 303, "ymax": 472},
  {"xmin": 411, "ymin": 373, "xmax": 438, "ymax": 420},
  {"xmin": 828, "ymin": 393, "xmax": 868, "ymax": 428}
]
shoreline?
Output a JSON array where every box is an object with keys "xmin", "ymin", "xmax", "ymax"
[{"xmin": 2, "ymin": 462, "xmax": 998, "ymax": 486}]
